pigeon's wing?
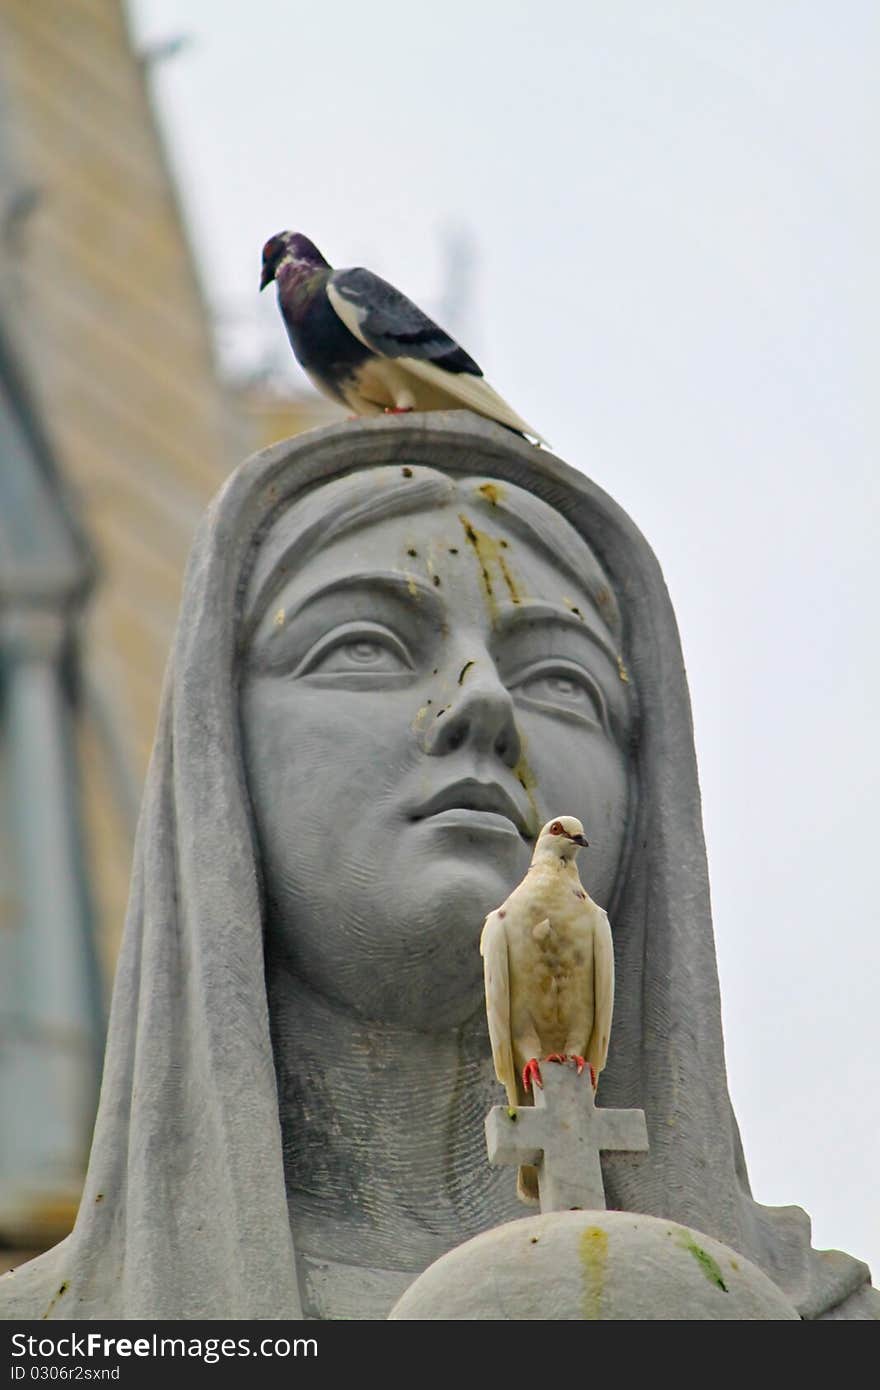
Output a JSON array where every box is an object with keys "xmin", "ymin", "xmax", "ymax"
[
  {"xmin": 327, "ymin": 268, "xmax": 547, "ymax": 442},
  {"xmin": 328, "ymin": 268, "xmax": 482, "ymax": 372},
  {"xmin": 479, "ymin": 911, "xmax": 518, "ymax": 1108},
  {"xmin": 586, "ymin": 907, "xmax": 614, "ymax": 1077}
]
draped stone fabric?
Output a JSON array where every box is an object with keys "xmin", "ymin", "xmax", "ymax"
[{"xmin": 2, "ymin": 413, "xmax": 875, "ymax": 1319}]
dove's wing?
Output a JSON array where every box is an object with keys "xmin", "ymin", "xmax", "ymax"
[
  {"xmin": 327, "ymin": 269, "xmax": 546, "ymax": 442},
  {"xmin": 328, "ymin": 268, "xmax": 481, "ymax": 371},
  {"xmin": 479, "ymin": 911, "xmax": 518, "ymax": 1107},
  {"xmin": 586, "ymin": 907, "xmax": 614, "ymax": 1078}
]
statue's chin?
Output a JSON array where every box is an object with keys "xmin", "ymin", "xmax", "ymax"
[{"xmin": 266, "ymin": 861, "xmax": 514, "ymax": 1032}]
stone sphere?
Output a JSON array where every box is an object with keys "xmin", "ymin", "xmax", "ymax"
[{"xmin": 389, "ymin": 1211, "xmax": 800, "ymax": 1320}]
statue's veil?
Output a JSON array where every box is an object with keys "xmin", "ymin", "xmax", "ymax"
[{"xmin": 2, "ymin": 414, "xmax": 874, "ymax": 1319}]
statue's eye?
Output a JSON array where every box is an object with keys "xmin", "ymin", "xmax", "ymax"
[
  {"xmin": 294, "ymin": 623, "xmax": 413, "ymax": 679},
  {"xmin": 510, "ymin": 662, "xmax": 606, "ymax": 728},
  {"xmin": 340, "ymin": 639, "xmax": 385, "ymax": 665}
]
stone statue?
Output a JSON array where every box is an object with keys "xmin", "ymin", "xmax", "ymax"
[
  {"xmin": 394, "ymin": 1064, "xmax": 795, "ymax": 1320},
  {"xmin": 2, "ymin": 413, "xmax": 876, "ymax": 1319}
]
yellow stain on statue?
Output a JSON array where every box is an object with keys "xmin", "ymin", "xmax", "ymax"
[
  {"xmin": 476, "ymin": 482, "xmax": 503, "ymax": 507},
  {"xmin": 579, "ymin": 1225, "xmax": 608, "ymax": 1320},
  {"xmin": 458, "ymin": 512, "xmax": 522, "ymax": 621},
  {"xmin": 512, "ymin": 733, "xmax": 540, "ymax": 834}
]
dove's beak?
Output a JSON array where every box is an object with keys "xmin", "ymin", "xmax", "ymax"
[
  {"xmin": 259, "ymin": 264, "xmax": 275, "ymax": 291},
  {"xmin": 569, "ymin": 833, "xmax": 590, "ymax": 848}
]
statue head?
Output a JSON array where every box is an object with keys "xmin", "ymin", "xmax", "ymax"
[
  {"xmin": 239, "ymin": 465, "xmax": 635, "ymax": 1029},
  {"xmin": 4, "ymin": 414, "xmax": 868, "ymax": 1321}
]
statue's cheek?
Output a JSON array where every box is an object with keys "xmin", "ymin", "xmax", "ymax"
[{"xmin": 516, "ymin": 723, "xmax": 630, "ymax": 902}]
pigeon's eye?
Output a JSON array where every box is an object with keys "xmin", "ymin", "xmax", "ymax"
[
  {"xmin": 510, "ymin": 662, "xmax": 606, "ymax": 729},
  {"xmin": 293, "ymin": 623, "xmax": 413, "ymax": 682},
  {"xmin": 549, "ymin": 821, "xmax": 563, "ymax": 835}
]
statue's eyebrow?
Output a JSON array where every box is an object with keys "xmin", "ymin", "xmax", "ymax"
[
  {"xmin": 495, "ymin": 600, "xmax": 620, "ymax": 666},
  {"xmin": 271, "ymin": 571, "xmax": 446, "ymax": 627}
]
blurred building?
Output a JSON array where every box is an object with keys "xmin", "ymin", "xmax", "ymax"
[
  {"xmin": 0, "ymin": 252, "xmax": 101, "ymax": 1261},
  {"xmin": 232, "ymin": 383, "xmax": 340, "ymax": 455},
  {"xmin": 0, "ymin": 0, "xmax": 330, "ymax": 1262}
]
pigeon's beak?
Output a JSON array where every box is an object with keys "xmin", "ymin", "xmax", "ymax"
[
  {"xmin": 259, "ymin": 263, "xmax": 275, "ymax": 291},
  {"xmin": 569, "ymin": 833, "xmax": 590, "ymax": 848}
]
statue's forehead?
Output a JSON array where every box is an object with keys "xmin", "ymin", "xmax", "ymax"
[
  {"xmin": 243, "ymin": 466, "xmax": 619, "ymax": 626},
  {"xmin": 255, "ymin": 501, "xmax": 606, "ymax": 627}
]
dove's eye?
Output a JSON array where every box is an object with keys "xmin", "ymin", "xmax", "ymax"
[
  {"xmin": 293, "ymin": 622, "xmax": 414, "ymax": 681},
  {"xmin": 510, "ymin": 661, "xmax": 606, "ymax": 729}
]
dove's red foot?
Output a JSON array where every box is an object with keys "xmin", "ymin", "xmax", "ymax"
[
  {"xmin": 544, "ymin": 1053, "xmax": 566, "ymax": 1064},
  {"xmin": 384, "ymin": 405, "xmax": 414, "ymax": 414},
  {"xmin": 571, "ymin": 1056, "xmax": 597, "ymax": 1088},
  {"xmin": 522, "ymin": 1059, "xmax": 543, "ymax": 1092}
]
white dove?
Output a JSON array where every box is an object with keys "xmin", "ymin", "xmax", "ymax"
[{"xmin": 480, "ymin": 815, "xmax": 615, "ymax": 1203}]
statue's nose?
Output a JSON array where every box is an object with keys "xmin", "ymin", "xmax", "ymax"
[{"xmin": 422, "ymin": 664, "xmax": 521, "ymax": 767}]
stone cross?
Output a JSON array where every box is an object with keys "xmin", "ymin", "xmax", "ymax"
[{"xmin": 485, "ymin": 1062, "xmax": 649, "ymax": 1212}]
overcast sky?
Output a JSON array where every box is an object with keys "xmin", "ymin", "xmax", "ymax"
[{"xmin": 128, "ymin": 0, "xmax": 879, "ymax": 1282}]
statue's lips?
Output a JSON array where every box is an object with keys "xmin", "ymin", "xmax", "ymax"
[
  {"xmin": 421, "ymin": 808, "xmax": 521, "ymax": 839},
  {"xmin": 411, "ymin": 780, "xmax": 533, "ymax": 840}
]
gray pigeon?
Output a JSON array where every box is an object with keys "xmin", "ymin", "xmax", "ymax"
[{"xmin": 260, "ymin": 231, "xmax": 546, "ymax": 442}]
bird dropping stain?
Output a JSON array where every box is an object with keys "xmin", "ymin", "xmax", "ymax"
[
  {"xmin": 579, "ymin": 1226, "xmax": 608, "ymax": 1320},
  {"xmin": 674, "ymin": 1230, "xmax": 728, "ymax": 1291},
  {"xmin": 412, "ymin": 705, "xmax": 431, "ymax": 733},
  {"xmin": 458, "ymin": 513, "xmax": 522, "ymax": 622},
  {"xmin": 459, "ymin": 514, "xmax": 496, "ymax": 618},
  {"xmin": 513, "ymin": 735, "xmax": 540, "ymax": 832},
  {"xmin": 273, "ymin": 607, "xmax": 285, "ymax": 628},
  {"xmin": 497, "ymin": 552, "xmax": 521, "ymax": 605},
  {"xmin": 562, "ymin": 597, "xmax": 585, "ymax": 621},
  {"xmin": 477, "ymin": 482, "xmax": 503, "ymax": 507},
  {"xmin": 617, "ymin": 656, "xmax": 630, "ymax": 684},
  {"xmin": 41, "ymin": 1281, "xmax": 70, "ymax": 1320}
]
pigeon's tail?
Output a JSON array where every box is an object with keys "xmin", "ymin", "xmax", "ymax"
[
  {"xmin": 399, "ymin": 358, "xmax": 549, "ymax": 445},
  {"xmin": 496, "ymin": 419, "xmax": 547, "ymax": 447},
  {"xmin": 517, "ymin": 1164, "xmax": 540, "ymax": 1205}
]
